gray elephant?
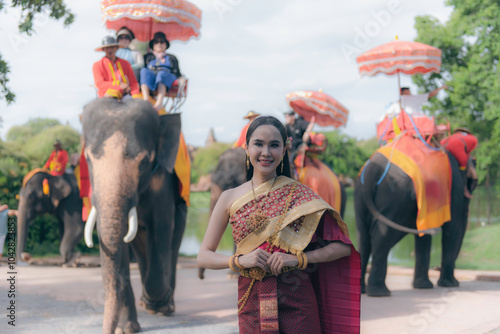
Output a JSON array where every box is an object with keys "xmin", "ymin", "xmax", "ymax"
[
  {"xmin": 17, "ymin": 170, "xmax": 84, "ymax": 266},
  {"xmin": 355, "ymin": 149, "xmax": 475, "ymax": 297},
  {"xmin": 82, "ymin": 98, "xmax": 187, "ymax": 334}
]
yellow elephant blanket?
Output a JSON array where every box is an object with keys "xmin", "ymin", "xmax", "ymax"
[{"xmin": 376, "ymin": 134, "xmax": 451, "ymax": 233}]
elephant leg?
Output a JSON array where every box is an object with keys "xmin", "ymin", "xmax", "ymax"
[
  {"xmin": 163, "ymin": 198, "xmax": 188, "ymax": 314},
  {"xmin": 367, "ymin": 224, "xmax": 405, "ymax": 297},
  {"xmin": 438, "ymin": 216, "xmax": 464, "ymax": 287},
  {"xmin": 413, "ymin": 234, "xmax": 433, "ymax": 289},
  {"xmin": 140, "ymin": 174, "xmax": 178, "ymax": 315},
  {"xmin": 355, "ymin": 214, "xmax": 371, "ymax": 294},
  {"xmin": 60, "ymin": 213, "xmax": 84, "ymax": 266}
]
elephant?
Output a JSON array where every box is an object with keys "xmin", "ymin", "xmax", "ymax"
[
  {"xmin": 17, "ymin": 170, "xmax": 84, "ymax": 266},
  {"xmin": 81, "ymin": 98, "xmax": 187, "ymax": 334},
  {"xmin": 355, "ymin": 149, "xmax": 475, "ymax": 297},
  {"xmin": 198, "ymin": 147, "xmax": 346, "ymax": 279}
]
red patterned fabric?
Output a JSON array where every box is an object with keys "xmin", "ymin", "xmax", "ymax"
[
  {"xmin": 238, "ymin": 271, "xmax": 321, "ymax": 334},
  {"xmin": 232, "ymin": 180, "xmax": 360, "ymax": 333}
]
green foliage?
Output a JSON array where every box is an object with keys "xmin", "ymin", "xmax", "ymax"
[
  {"xmin": 5, "ymin": 118, "xmax": 80, "ymax": 167},
  {"xmin": 0, "ymin": 0, "xmax": 74, "ymax": 104},
  {"xmin": 0, "ymin": 138, "xmax": 30, "ymax": 209},
  {"xmin": 191, "ymin": 142, "xmax": 232, "ymax": 184},
  {"xmin": 414, "ymin": 0, "xmax": 500, "ymax": 185},
  {"xmin": 319, "ymin": 131, "xmax": 372, "ymax": 181}
]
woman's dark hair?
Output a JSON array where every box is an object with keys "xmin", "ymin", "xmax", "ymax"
[{"xmin": 245, "ymin": 115, "xmax": 292, "ymax": 181}]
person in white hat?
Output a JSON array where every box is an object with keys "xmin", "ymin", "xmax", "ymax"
[
  {"xmin": 92, "ymin": 36, "xmax": 140, "ymax": 99},
  {"xmin": 116, "ymin": 27, "xmax": 144, "ymax": 81}
]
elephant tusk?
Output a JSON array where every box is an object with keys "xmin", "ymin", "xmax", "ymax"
[
  {"xmin": 85, "ymin": 206, "xmax": 98, "ymax": 248},
  {"xmin": 124, "ymin": 207, "xmax": 138, "ymax": 243}
]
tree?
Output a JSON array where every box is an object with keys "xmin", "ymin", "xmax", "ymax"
[
  {"xmin": 0, "ymin": 0, "xmax": 74, "ymax": 104},
  {"xmin": 319, "ymin": 131, "xmax": 371, "ymax": 182},
  {"xmin": 413, "ymin": 0, "xmax": 500, "ymax": 185}
]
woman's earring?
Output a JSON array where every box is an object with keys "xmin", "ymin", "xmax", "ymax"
[
  {"xmin": 281, "ymin": 159, "xmax": 284, "ymax": 173},
  {"xmin": 246, "ymin": 155, "xmax": 250, "ymax": 169}
]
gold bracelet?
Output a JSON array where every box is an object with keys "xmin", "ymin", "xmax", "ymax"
[
  {"xmin": 296, "ymin": 252, "xmax": 303, "ymax": 269},
  {"xmin": 229, "ymin": 255, "xmax": 239, "ymax": 272},
  {"xmin": 234, "ymin": 254, "xmax": 245, "ymax": 270},
  {"xmin": 299, "ymin": 252, "xmax": 308, "ymax": 270}
]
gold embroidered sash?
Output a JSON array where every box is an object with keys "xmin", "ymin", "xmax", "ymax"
[{"xmin": 230, "ymin": 176, "xmax": 348, "ymax": 256}]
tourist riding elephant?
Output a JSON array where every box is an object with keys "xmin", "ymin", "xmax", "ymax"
[
  {"xmin": 355, "ymin": 150, "xmax": 475, "ymax": 297},
  {"xmin": 82, "ymin": 98, "xmax": 187, "ymax": 334},
  {"xmin": 17, "ymin": 170, "xmax": 84, "ymax": 266},
  {"xmin": 198, "ymin": 147, "xmax": 346, "ymax": 279}
]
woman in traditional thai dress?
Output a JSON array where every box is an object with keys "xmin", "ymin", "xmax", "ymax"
[{"xmin": 197, "ymin": 116, "xmax": 361, "ymax": 334}]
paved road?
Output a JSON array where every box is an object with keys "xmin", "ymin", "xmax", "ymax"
[{"xmin": 1, "ymin": 257, "xmax": 499, "ymax": 334}]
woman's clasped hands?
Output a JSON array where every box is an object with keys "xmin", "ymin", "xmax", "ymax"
[{"xmin": 238, "ymin": 248, "xmax": 300, "ymax": 276}]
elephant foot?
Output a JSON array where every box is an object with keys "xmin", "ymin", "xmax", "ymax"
[
  {"xmin": 140, "ymin": 294, "xmax": 174, "ymax": 315},
  {"xmin": 438, "ymin": 276, "xmax": 459, "ymax": 287},
  {"xmin": 115, "ymin": 320, "xmax": 140, "ymax": 334},
  {"xmin": 198, "ymin": 267, "xmax": 205, "ymax": 280},
  {"xmin": 413, "ymin": 278, "xmax": 434, "ymax": 289},
  {"xmin": 62, "ymin": 252, "xmax": 81, "ymax": 268},
  {"xmin": 366, "ymin": 285, "xmax": 391, "ymax": 297}
]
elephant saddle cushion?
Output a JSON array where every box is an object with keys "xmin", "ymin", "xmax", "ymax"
[{"xmin": 376, "ymin": 134, "xmax": 452, "ymax": 232}]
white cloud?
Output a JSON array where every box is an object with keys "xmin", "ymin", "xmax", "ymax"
[{"xmin": 0, "ymin": 0, "xmax": 452, "ymax": 146}]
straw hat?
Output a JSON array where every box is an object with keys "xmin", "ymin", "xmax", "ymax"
[
  {"xmin": 454, "ymin": 127, "xmax": 471, "ymax": 135},
  {"xmin": 243, "ymin": 111, "xmax": 261, "ymax": 119}
]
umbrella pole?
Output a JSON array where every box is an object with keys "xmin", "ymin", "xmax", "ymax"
[{"xmin": 397, "ymin": 71, "xmax": 402, "ymax": 112}]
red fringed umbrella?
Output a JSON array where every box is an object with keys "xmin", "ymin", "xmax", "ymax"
[
  {"xmin": 101, "ymin": 0, "xmax": 202, "ymax": 42},
  {"xmin": 286, "ymin": 90, "xmax": 349, "ymax": 128},
  {"xmin": 356, "ymin": 39, "xmax": 441, "ymax": 77}
]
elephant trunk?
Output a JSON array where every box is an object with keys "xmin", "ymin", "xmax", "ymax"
[
  {"xmin": 85, "ymin": 206, "xmax": 138, "ymax": 248},
  {"xmin": 100, "ymin": 217, "xmax": 126, "ymax": 334}
]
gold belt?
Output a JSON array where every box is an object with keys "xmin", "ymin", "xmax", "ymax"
[{"xmin": 239, "ymin": 266, "xmax": 297, "ymax": 281}]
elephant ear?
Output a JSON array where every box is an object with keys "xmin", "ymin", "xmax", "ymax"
[
  {"xmin": 157, "ymin": 113, "xmax": 181, "ymax": 173},
  {"xmin": 49, "ymin": 176, "xmax": 72, "ymax": 208}
]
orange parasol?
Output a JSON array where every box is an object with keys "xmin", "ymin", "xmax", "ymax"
[
  {"xmin": 286, "ymin": 90, "xmax": 348, "ymax": 128},
  {"xmin": 101, "ymin": 0, "xmax": 202, "ymax": 42},
  {"xmin": 356, "ymin": 39, "xmax": 441, "ymax": 77}
]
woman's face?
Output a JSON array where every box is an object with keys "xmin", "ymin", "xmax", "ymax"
[
  {"xmin": 117, "ymin": 35, "xmax": 131, "ymax": 48},
  {"xmin": 153, "ymin": 39, "xmax": 167, "ymax": 53},
  {"xmin": 246, "ymin": 125, "xmax": 285, "ymax": 177}
]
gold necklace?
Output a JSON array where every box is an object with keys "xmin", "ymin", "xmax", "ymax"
[{"xmin": 246, "ymin": 177, "xmax": 278, "ymax": 232}]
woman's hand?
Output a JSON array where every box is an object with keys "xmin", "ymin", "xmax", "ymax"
[
  {"xmin": 238, "ymin": 249, "xmax": 271, "ymax": 272},
  {"xmin": 267, "ymin": 253, "xmax": 299, "ymax": 276}
]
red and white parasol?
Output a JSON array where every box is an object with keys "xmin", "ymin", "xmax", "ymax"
[
  {"xmin": 286, "ymin": 90, "xmax": 349, "ymax": 128},
  {"xmin": 101, "ymin": 0, "xmax": 202, "ymax": 42},
  {"xmin": 356, "ymin": 39, "xmax": 441, "ymax": 77}
]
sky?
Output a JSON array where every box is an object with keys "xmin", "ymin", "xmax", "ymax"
[{"xmin": 0, "ymin": 0, "xmax": 453, "ymax": 147}]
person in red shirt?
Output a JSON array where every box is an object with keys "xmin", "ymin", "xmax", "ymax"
[
  {"xmin": 233, "ymin": 111, "xmax": 261, "ymax": 148},
  {"xmin": 92, "ymin": 36, "xmax": 140, "ymax": 100},
  {"xmin": 44, "ymin": 139, "xmax": 69, "ymax": 176},
  {"xmin": 441, "ymin": 127, "xmax": 478, "ymax": 198}
]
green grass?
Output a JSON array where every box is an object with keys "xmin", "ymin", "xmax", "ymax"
[{"xmin": 456, "ymin": 223, "xmax": 500, "ymax": 270}]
